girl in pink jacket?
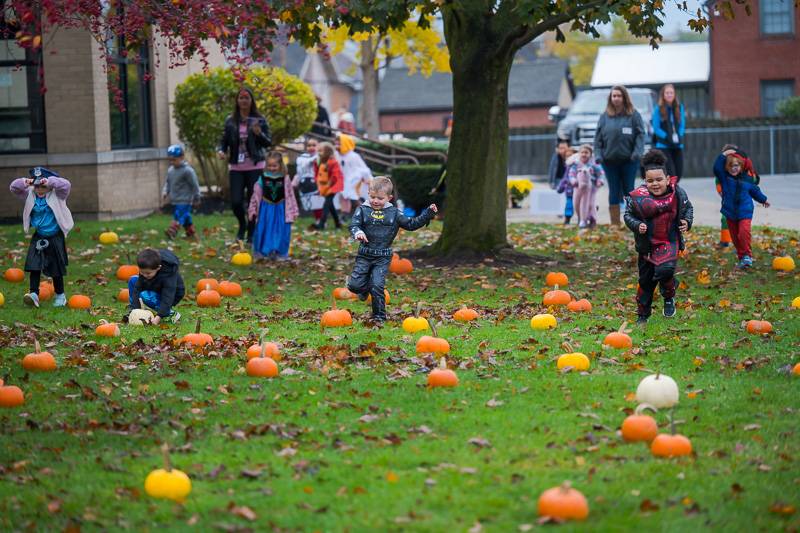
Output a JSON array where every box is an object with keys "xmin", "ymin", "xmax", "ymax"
[
  {"xmin": 9, "ymin": 167, "xmax": 74, "ymax": 307},
  {"xmin": 248, "ymin": 152, "xmax": 299, "ymax": 261}
]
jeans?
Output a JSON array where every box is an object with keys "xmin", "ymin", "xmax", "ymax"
[
  {"xmin": 128, "ymin": 275, "xmax": 185, "ymax": 313},
  {"xmin": 602, "ymin": 159, "xmax": 639, "ymax": 205}
]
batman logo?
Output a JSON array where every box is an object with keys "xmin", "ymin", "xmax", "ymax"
[{"xmin": 370, "ymin": 210, "xmax": 385, "ymax": 220}]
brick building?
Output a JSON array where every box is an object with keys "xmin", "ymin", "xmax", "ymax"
[{"xmin": 709, "ymin": 0, "xmax": 800, "ymax": 117}]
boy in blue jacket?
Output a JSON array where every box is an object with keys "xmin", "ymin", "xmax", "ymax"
[{"xmin": 712, "ymin": 148, "xmax": 769, "ymax": 269}]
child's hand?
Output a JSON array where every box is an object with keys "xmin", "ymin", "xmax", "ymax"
[
  {"xmin": 762, "ymin": 201, "xmax": 770, "ymax": 208},
  {"xmin": 355, "ymin": 231, "xmax": 368, "ymax": 243},
  {"xmin": 679, "ymin": 219, "xmax": 689, "ymax": 232},
  {"xmin": 217, "ymin": 150, "xmax": 226, "ymax": 160},
  {"xmin": 638, "ymin": 223, "xmax": 647, "ymax": 234},
  {"xmin": 151, "ymin": 315, "xmax": 161, "ymax": 325},
  {"xmin": 429, "ymin": 204, "xmax": 438, "ymax": 213},
  {"xmin": 25, "ymin": 178, "xmax": 34, "ymax": 186},
  {"xmin": 722, "ymin": 149, "xmax": 737, "ymax": 156}
]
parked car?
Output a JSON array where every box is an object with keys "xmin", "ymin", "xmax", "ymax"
[{"xmin": 549, "ymin": 88, "xmax": 657, "ymax": 148}]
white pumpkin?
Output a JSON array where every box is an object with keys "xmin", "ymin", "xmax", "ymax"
[
  {"xmin": 636, "ymin": 373, "xmax": 679, "ymax": 408},
  {"xmin": 129, "ymin": 308, "xmax": 155, "ymax": 325}
]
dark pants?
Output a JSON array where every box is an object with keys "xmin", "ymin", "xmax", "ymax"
[
  {"xmin": 602, "ymin": 159, "xmax": 639, "ymax": 205},
  {"xmin": 636, "ymin": 256, "xmax": 677, "ymax": 318},
  {"xmin": 317, "ymin": 194, "xmax": 341, "ymax": 229},
  {"xmin": 663, "ymin": 148, "xmax": 684, "ymax": 181},
  {"xmin": 30, "ymin": 271, "xmax": 64, "ymax": 295},
  {"xmin": 347, "ymin": 254, "xmax": 391, "ymax": 321},
  {"xmin": 230, "ymin": 169, "xmax": 260, "ymax": 240}
]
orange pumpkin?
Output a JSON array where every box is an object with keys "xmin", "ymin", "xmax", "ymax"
[
  {"xmin": 22, "ymin": 339, "xmax": 57, "ymax": 372},
  {"xmin": 543, "ymin": 286, "xmax": 572, "ymax": 306},
  {"xmin": 366, "ymin": 289, "xmax": 390, "ymax": 305},
  {"xmin": 218, "ymin": 280, "xmax": 242, "ymax": 297},
  {"xmin": 180, "ymin": 318, "xmax": 213, "ymax": 350},
  {"xmin": 792, "ymin": 362, "xmax": 800, "ymax": 376},
  {"xmin": 603, "ymin": 321, "xmax": 632, "ymax": 349},
  {"xmin": 246, "ymin": 340, "xmax": 281, "ymax": 361},
  {"xmin": 3, "ymin": 267, "xmax": 24, "ymax": 283},
  {"xmin": 651, "ymin": 433, "xmax": 693, "ymax": 457},
  {"xmin": 116, "ymin": 264, "xmax": 139, "ymax": 281},
  {"xmin": 95, "ymin": 320, "xmax": 120, "ymax": 337},
  {"xmin": 427, "ymin": 358, "xmax": 458, "ymax": 387},
  {"xmin": 537, "ymin": 482, "xmax": 589, "ymax": 521},
  {"xmin": 245, "ymin": 331, "xmax": 279, "ymax": 377},
  {"xmin": 389, "ymin": 256, "xmax": 413, "ymax": 275},
  {"xmin": 68, "ymin": 294, "xmax": 92, "ymax": 309},
  {"xmin": 321, "ymin": 299, "xmax": 353, "ymax": 328},
  {"xmin": 545, "ymin": 272, "xmax": 569, "ymax": 287},
  {"xmin": 117, "ymin": 288, "xmax": 129, "ymax": 303},
  {"xmin": 567, "ymin": 298, "xmax": 592, "ymax": 312},
  {"xmin": 453, "ymin": 306, "xmax": 479, "ymax": 322},
  {"xmin": 332, "ymin": 287, "xmax": 356, "ymax": 300},
  {"xmin": 195, "ymin": 278, "xmax": 219, "ymax": 292},
  {"xmin": 38, "ymin": 280, "xmax": 55, "ymax": 301},
  {"xmin": 416, "ymin": 324, "xmax": 450, "ymax": 355},
  {"xmin": 745, "ymin": 319, "xmax": 773, "ymax": 334},
  {"xmin": 196, "ymin": 284, "xmax": 221, "ymax": 307},
  {"xmin": 621, "ymin": 404, "xmax": 659, "ymax": 442},
  {"xmin": 0, "ymin": 382, "xmax": 25, "ymax": 408}
]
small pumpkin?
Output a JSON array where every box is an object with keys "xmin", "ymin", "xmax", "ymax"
[
  {"xmin": 4, "ymin": 267, "xmax": 25, "ymax": 283},
  {"xmin": 537, "ymin": 482, "xmax": 589, "ymax": 521},
  {"xmin": 416, "ymin": 323, "xmax": 450, "ymax": 355},
  {"xmin": 427, "ymin": 357, "xmax": 458, "ymax": 387},
  {"xmin": 0, "ymin": 292, "xmax": 4, "ymax": 306},
  {"xmin": 603, "ymin": 321, "xmax": 632, "ymax": 349},
  {"xmin": 621, "ymin": 404, "xmax": 659, "ymax": 442},
  {"xmin": 218, "ymin": 280, "xmax": 242, "ymax": 298},
  {"xmin": 389, "ymin": 256, "xmax": 413, "ymax": 275},
  {"xmin": 144, "ymin": 444, "xmax": 192, "ymax": 503},
  {"xmin": 38, "ymin": 280, "xmax": 54, "ymax": 301},
  {"xmin": 321, "ymin": 298, "xmax": 353, "ymax": 328},
  {"xmin": 792, "ymin": 362, "xmax": 800, "ymax": 376},
  {"xmin": 453, "ymin": 306, "xmax": 479, "ymax": 322},
  {"xmin": 530, "ymin": 313, "xmax": 557, "ymax": 330},
  {"xmin": 567, "ymin": 298, "xmax": 592, "ymax": 312},
  {"xmin": 116, "ymin": 265, "xmax": 139, "ymax": 281},
  {"xmin": 99, "ymin": 231, "xmax": 119, "ymax": 245},
  {"xmin": 745, "ymin": 319, "xmax": 773, "ymax": 334},
  {"xmin": 545, "ymin": 271, "xmax": 569, "ymax": 287},
  {"xmin": 246, "ymin": 329, "xmax": 281, "ymax": 361},
  {"xmin": 67, "ymin": 294, "xmax": 92, "ymax": 309},
  {"xmin": 245, "ymin": 331, "xmax": 279, "ymax": 377},
  {"xmin": 22, "ymin": 339, "xmax": 57, "ymax": 372},
  {"xmin": 651, "ymin": 433, "xmax": 693, "ymax": 458},
  {"xmin": 0, "ymin": 381, "xmax": 25, "ymax": 408},
  {"xmin": 792, "ymin": 296, "xmax": 800, "ymax": 309},
  {"xmin": 231, "ymin": 241, "xmax": 253, "ymax": 266},
  {"xmin": 636, "ymin": 373, "xmax": 679, "ymax": 409},
  {"xmin": 543, "ymin": 285, "xmax": 572, "ymax": 306},
  {"xmin": 180, "ymin": 318, "xmax": 213, "ymax": 350},
  {"xmin": 332, "ymin": 287, "xmax": 356, "ymax": 300},
  {"xmin": 129, "ymin": 299, "xmax": 155, "ymax": 326},
  {"xmin": 556, "ymin": 342, "xmax": 590, "ymax": 372},
  {"xmin": 196, "ymin": 284, "xmax": 221, "ymax": 307},
  {"xmin": 95, "ymin": 319, "xmax": 120, "ymax": 337},
  {"xmin": 117, "ymin": 288, "xmax": 129, "ymax": 303},
  {"xmin": 403, "ymin": 303, "xmax": 430, "ymax": 333},
  {"xmin": 195, "ymin": 277, "xmax": 219, "ymax": 292},
  {"xmin": 771, "ymin": 255, "xmax": 795, "ymax": 272}
]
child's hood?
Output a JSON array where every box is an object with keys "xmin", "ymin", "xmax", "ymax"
[
  {"xmin": 158, "ymin": 249, "xmax": 180, "ymax": 274},
  {"xmin": 338, "ymin": 134, "xmax": 355, "ymax": 155}
]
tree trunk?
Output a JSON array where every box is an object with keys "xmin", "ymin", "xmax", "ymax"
[
  {"xmin": 431, "ymin": 11, "xmax": 515, "ymax": 256},
  {"xmin": 360, "ymin": 38, "xmax": 380, "ymax": 139}
]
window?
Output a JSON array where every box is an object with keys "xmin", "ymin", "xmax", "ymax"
[
  {"xmin": 108, "ymin": 38, "xmax": 152, "ymax": 148},
  {"xmin": 0, "ymin": 21, "xmax": 46, "ymax": 153},
  {"xmin": 760, "ymin": 0, "xmax": 795, "ymax": 35},
  {"xmin": 760, "ymin": 80, "xmax": 795, "ymax": 116}
]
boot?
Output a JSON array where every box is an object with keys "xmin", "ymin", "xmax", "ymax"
[
  {"xmin": 184, "ymin": 224, "xmax": 197, "ymax": 239},
  {"xmin": 165, "ymin": 220, "xmax": 180, "ymax": 239},
  {"xmin": 609, "ymin": 204, "xmax": 621, "ymax": 227}
]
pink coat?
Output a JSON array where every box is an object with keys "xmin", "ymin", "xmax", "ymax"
[
  {"xmin": 10, "ymin": 176, "xmax": 74, "ymax": 236},
  {"xmin": 248, "ymin": 174, "xmax": 299, "ymax": 223}
]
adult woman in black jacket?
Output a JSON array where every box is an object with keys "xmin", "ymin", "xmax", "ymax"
[{"xmin": 217, "ymin": 87, "xmax": 272, "ymax": 242}]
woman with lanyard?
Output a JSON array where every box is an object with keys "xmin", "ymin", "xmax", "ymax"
[
  {"xmin": 218, "ymin": 87, "xmax": 272, "ymax": 243},
  {"xmin": 652, "ymin": 83, "xmax": 686, "ymax": 180}
]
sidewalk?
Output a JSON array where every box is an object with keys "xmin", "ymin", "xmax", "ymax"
[{"xmin": 509, "ymin": 174, "xmax": 800, "ymax": 230}]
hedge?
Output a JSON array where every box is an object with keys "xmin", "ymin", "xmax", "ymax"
[{"xmin": 391, "ymin": 164, "xmax": 445, "ymax": 212}]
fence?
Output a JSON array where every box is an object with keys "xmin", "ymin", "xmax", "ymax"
[{"xmin": 508, "ymin": 123, "xmax": 800, "ymax": 178}]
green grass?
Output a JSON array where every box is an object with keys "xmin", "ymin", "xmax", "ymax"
[{"xmin": 1, "ymin": 213, "xmax": 798, "ymax": 532}]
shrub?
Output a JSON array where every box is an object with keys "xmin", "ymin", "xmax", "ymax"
[
  {"xmin": 777, "ymin": 96, "xmax": 800, "ymax": 119},
  {"xmin": 173, "ymin": 66, "xmax": 316, "ymax": 196},
  {"xmin": 391, "ymin": 164, "xmax": 445, "ymax": 212}
]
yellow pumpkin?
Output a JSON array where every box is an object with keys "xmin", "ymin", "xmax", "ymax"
[
  {"xmin": 793, "ymin": 296, "xmax": 800, "ymax": 309},
  {"xmin": 772, "ymin": 255, "xmax": 795, "ymax": 272},
  {"xmin": 144, "ymin": 444, "xmax": 192, "ymax": 503},
  {"xmin": 530, "ymin": 313, "xmax": 557, "ymax": 330},
  {"xmin": 557, "ymin": 352, "xmax": 590, "ymax": 371},
  {"xmin": 99, "ymin": 231, "xmax": 119, "ymax": 245},
  {"xmin": 231, "ymin": 251, "xmax": 253, "ymax": 266},
  {"xmin": 0, "ymin": 292, "xmax": 4, "ymax": 306},
  {"xmin": 402, "ymin": 316, "xmax": 429, "ymax": 333}
]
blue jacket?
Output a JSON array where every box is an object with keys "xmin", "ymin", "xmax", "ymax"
[
  {"xmin": 713, "ymin": 154, "xmax": 768, "ymax": 220},
  {"xmin": 652, "ymin": 104, "xmax": 686, "ymax": 149}
]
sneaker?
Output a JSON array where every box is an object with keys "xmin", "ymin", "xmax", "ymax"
[
  {"xmin": 23, "ymin": 292, "xmax": 40, "ymax": 308},
  {"xmin": 358, "ymin": 292, "xmax": 369, "ymax": 302},
  {"xmin": 741, "ymin": 255, "xmax": 753, "ymax": 268},
  {"xmin": 663, "ymin": 298, "xmax": 676, "ymax": 318},
  {"xmin": 578, "ymin": 221, "xmax": 587, "ymax": 229},
  {"xmin": 53, "ymin": 293, "xmax": 67, "ymax": 307},
  {"xmin": 636, "ymin": 316, "xmax": 648, "ymax": 326},
  {"xmin": 716, "ymin": 241, "xmax": 731, "ymax": 248},
  {"xmin": 168, "ymin": 311, "xmax": 181, "ymax": 324}
]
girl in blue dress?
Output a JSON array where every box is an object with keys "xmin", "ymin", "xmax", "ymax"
[{"xmin": 248, "ymin": 152, "xmax": 299, "ymax": 261}]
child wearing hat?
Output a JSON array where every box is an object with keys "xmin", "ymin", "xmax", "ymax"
[
  {"xmin": 9, "ymin": 167, "xmax": 74, "ymax": 307},
  {"xmin": 162, "ymin": 144, "xmax": 201, "ymax": 239}
]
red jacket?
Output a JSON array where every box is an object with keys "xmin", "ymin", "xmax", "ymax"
[{"xmin": 314, "ymin": 157, "xmax": 344, "ymax": 196}]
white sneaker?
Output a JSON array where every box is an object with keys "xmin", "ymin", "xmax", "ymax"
[
  {"xmin": 169, "ymin": 311, "xmax": 181, "ymax": 324},
  {"xmin": 53, "ymin": 293, "xmax": 67, "ymax": 307},
  {"xmin": 23, "ymin": 292, "xmax": 40, "ymax": 308}
]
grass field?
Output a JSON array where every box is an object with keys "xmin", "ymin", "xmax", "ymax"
[{"xmin": 0, "ymin": 213, "xmax": 798, "ymax": 532}]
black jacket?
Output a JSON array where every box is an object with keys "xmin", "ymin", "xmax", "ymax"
[
  {"xmin": 350, "ymin": 204, "xmax": 434, "ymax": 256},
  {"xmin": 218, "ymin": 115, "xmax": 272, "ymax": 166},
  {"xmin": 128, "ymin": 249, "xmax": 185, "ymax": 317},
  {"xmin": 624, "ymin": 184, "xmax": 693, "ymax": 255}
]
